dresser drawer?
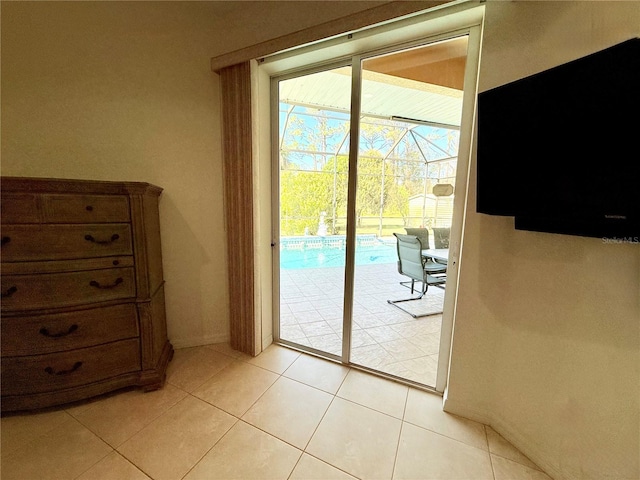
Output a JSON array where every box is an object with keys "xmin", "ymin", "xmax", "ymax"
[
  {"xmin": 1, "ymin": 193, "xmax": 40, "ymax": 224},
  {"xmin": 1, "ymin": 267, "xmax": 136, "ymax": 312},
  {"xmin": 42, "ymin": 194, "xmax": 130, "ymax": 223},
  {"xmin": 1, "ymin": 303, "xmax": 139, "ymax": 356},
  {"xmin": 1, "ymin": 256, "xmax": 134, "ymax": 275},
  {"xmin": 0, "ymin": 224, "xmax": 132, "ymax": 261},
  {"xmin": 0, "ymin": 176, "xmax": 171, "ymax": 412},
  {"xmin": 1, "ymin": 339, "xmax": 141, "ymax": 396}
]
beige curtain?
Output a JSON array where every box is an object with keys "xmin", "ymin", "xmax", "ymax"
[{"xmin": 219, "ymin": 62, "xmax": 256, "ymax": 355}]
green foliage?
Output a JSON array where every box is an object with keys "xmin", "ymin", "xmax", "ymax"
[
  {"xmin": 280, "ymin": 153, "xmax": 411, "ymax": 235},
  {"xmin": 278, "ymin": 107, "xmax": 457, "ymax": 236},
  {"xmin": 280, "ymin": 170, "xmax": 333, "ymax": 236}
]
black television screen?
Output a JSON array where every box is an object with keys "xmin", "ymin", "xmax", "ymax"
[{"xmin": 477, "ymin": 38, "xmax": 640, "ymax": 239}]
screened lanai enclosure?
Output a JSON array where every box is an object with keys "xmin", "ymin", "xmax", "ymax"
[
  {"xmin": 278, "ymin": 68, "xmax": 460, "ymax": 240},
  {"xmin": 274, "ymin": 36, "xmax": 468, "ymax": 388}
]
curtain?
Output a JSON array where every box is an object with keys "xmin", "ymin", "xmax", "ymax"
[{"xmin": 219, "ymin": 61, "xmax": 256, "ymax": 355}]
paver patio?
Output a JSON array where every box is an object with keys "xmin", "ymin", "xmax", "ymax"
[{"xmin": 278, "ymin": 261, "xmax": 446, "ymax": 387}]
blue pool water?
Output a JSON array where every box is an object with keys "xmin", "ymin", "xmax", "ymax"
[{"xmin": 280, "ymin": 236, "xmax": 397, "ymax": 269}]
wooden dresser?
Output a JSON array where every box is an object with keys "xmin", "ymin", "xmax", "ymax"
[{"xmin": 1, "ymin": 177, "xmax": 173, "ymax": 412}]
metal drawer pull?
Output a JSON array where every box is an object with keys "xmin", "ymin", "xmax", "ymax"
[
  {"xmin": 84, "ymin": 234, "xmax": 120, "ymax": 245},
  {"xmin": 1, "ymin": 236, "xmax": 10, "ymax": 246},
  {"xmin": 2, "ymin": 286, "xmax": 18, "ymax": 298},
  {"xmin": 86, "ymin": 205, "xmax": 94, "ymax": 211},
  {"xmin": 40, "ymin": 324, "xmax": 79, "ymax": 338},
  {"xmin": 45, "ymin": 362, "xmax": 82, "ymax": 376},
  {"xmin": 89, "ymin": 277, "xmax": 123, "ymax": 289}
]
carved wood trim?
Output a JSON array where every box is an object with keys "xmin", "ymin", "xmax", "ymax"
[{"xmin": 130, "ymin": 194, "xmax": 151, "ymax": 300}]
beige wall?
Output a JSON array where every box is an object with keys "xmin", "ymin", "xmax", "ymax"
[
  {"xmin": 3, "ymin": 2, "xmax": 639, "ymax": 479},
  {"xmin": 0, "ymin": 0, "xmax": 387, "ymax": 348},
  {"xmin": 446, "ymin": 2, "xmax": 640, "ymax": 479}
]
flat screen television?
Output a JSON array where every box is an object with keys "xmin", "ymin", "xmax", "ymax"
[{"xmin": 476, "ymin": 38, "xmax": 640, "ymax": 239}]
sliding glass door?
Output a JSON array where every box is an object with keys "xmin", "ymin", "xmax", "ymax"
[
  {"xmin": 274, "ymin": 35, "xmax": 469, "ymax": 388},
  {"xmin": 351, "ymin": 40, "xmax": 466, "ymax": 385},
  {"xmin": 275, "ymin": 65, "xmax": 352, "ymax": 359}
]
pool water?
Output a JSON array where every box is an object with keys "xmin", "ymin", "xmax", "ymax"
[{"xmin": 280, "ymin": 239, "xmax": 397, "ymax": 269}]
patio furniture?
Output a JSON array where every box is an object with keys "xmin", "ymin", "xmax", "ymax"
[
  {"xmin": 405, "ymin": 226, "xmax": 437, "ymax": 264},
  {"xmin": 431, "ymin": 227, "xmax": 450, "ymax": 266},
  {"xmin": 422, "ymin": 248, "xmax": 449, "ymax": 264},
  {"xmin": 432, "ymin": 227, "xmax": 450, "ymax": 249},
  {"xmin": 388, "ymin": 233, "xmax": 446, "ymax": 318},
  {"xmin": 404, "ymin": 226, "xmax": 448, "ymax": 270},
  {"xmin": 404, "ymin": 227, "xmax": 431, "ymax": 249}
]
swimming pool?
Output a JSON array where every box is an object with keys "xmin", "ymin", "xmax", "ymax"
[{"xmin": 279, "ymin": 235, "xmax": 397, "ymax": 269}]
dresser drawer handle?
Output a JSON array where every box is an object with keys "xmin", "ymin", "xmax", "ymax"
[
  {"xmin": 1, "ymin": 286, "xmax": 18, "ymax": 298},
  {"xmin": 1, "ymin": 236, "xmax": 10, "ymax": 246},
  {"xmin": 89, "ymin": 277, "xmax": 123, "ymax": 289},
  {"xmin": 45, "ymin": 362, "xmax": 82, "ymax": 376},
  {"xmin": 40, "ymin": 324, "xmax": 79, "ymax": 338},
  {"xmin": 84, "ymin": 234, "xmax": 120, "ymax": 245}
]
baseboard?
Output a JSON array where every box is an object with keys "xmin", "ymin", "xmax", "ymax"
[
  {"xmin": 489, "ymin": 415, "xmax": 563, "ymax": 480},
  {"xmin": 170, "ymin": 334, "xmax": 230, "ymax": 349},
  {"xmin": 262, "ymin": 334, "xmax": 274, "ymax": 351},
  {"xmin": 442, "ymin": 396, "xmax": 563, "ymax": 480},
  {"xmin": 171, "ymin": 334, "xmax": 277, "ymax": 354},
  {"xmin": 442, "ymin": 393, "xmax": 493, "ymax": 425}
]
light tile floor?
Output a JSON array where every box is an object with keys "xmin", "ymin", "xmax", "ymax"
[
  {"xmin": 1, "ymin": 343, "xmax": 552, "ymax": 480},
  {"xmin": 280, "ymin": 263, "xmax": 446, "ymax": 386}
]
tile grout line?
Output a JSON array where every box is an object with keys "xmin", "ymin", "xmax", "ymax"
[
  {"xmin": 67, "ymin": 426, "xmax": 113, "ymax": 480},
  {"xmin": 296, "ymin": 367, "xmax": 367, "ymax": 479},
  {"xmin": 389, "ymin": 387, "xmax": 411, "ymax": 480},
  {"xmin": 194, "ymin": 348, "xmax": 531, "ymax": 476},
  {"xmin": 3, "ymin": 343, "xmax": 546, "ymax": 480},
  {"xmin": 123, "ymin": 450, "xmax": 158, "ymax": 480},
  {"xmin": 115, "ymin": 450, "xmax": 154, "ymax": 480},
  {"xmin": 184, "ymin": 346, "xmax": 288, "ymax": 473},
  {"xmin": 299, "ymin": 362, "xmax": 352, "ymax": 452},
  {"xmin": 485, "ymin": 424, "xmax": 498, "ymax": 480},
  {"xmin": 293, "ymin": 362, "xmax": 356, "ymax": 477},
  {"xmin": 298, "ymin": 451, "xmax": 365, "ymax": 480},
  {"xmin": 186, "ymin": 351, "xmax": 347, "ymax": 480},
  {"xmin": 177, "ymin": 413, "xmax": 242, "ymax": 480}
]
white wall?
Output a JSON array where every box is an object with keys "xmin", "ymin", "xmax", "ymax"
[
  {"xmin": 445, "ymin": 2, "xmax": 640, "ymax": 479},
  {"xmin": 0, "ymin": 0, "xmax": 388, "ymax": 349}
]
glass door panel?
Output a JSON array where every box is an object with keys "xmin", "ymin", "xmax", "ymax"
[
  {"xmin": 351, "ymin": 37, "xmax": 468, "ymax": 386},
  {"xmin": 276, "ymin": 66, "xmax": 352, "ymax": 358}
]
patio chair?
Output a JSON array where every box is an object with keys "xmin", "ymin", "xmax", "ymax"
[
  {"xmin": 432, "ymin": 227, "xmax": 450, "ymax": 249},
  {"xmin": 431, "ymin": 227, "xmax": 450, "ymax": 266},
  {"xmin": 404, "ymin": 227, "xmax": 431, "ymax": 249},
  {"xmin": 404, "ymin": 226, "xmax": 447, "ymax": 272},
  {"xmin": 388, "ymin": 233, "xmax": 446, "ymax": 318}
]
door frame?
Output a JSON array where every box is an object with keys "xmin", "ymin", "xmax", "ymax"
[
  {"xmin": 435, "ymin": 23, "xmax": 483, "ymax": 392},
  {"xmin": 263, "ymin": 4, "xmax": 484, "ymax": 393}
]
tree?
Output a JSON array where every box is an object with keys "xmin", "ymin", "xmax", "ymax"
[
  {"xmin": 280, "ymin": 170, "xmax": 333, "ymax": 235},
  {"xmin": 278, "ymin": 104, "xmax": 459, "ymax": 236},
  {"xmin": 385, "ymin": 179, "xmax": 411, "ymax": 226}
]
